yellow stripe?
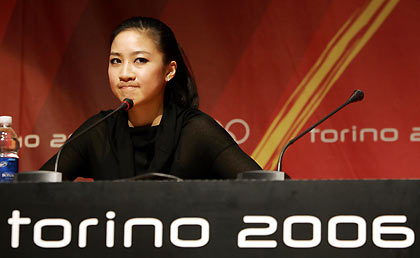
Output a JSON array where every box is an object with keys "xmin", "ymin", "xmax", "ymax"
[
  {"xmin": 267, "ymin": 0, "xmax": 400, "ymax": 170},
  {"xmin": 252, "ymin": 0, "xmax": 399, "ymax": 169}
]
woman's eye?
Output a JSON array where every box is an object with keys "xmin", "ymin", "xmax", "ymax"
[
  {"xmin": 135, "ymin": 57, "xmax": 148, "ymax": 64},
  {"xmin": 110, "ymin": 58, "xmax": 121, "ymax": 64}
]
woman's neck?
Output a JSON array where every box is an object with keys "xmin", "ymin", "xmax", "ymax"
[{"xmin": 128, "ymin": 101, "xmax": 164, "ymax": 127}]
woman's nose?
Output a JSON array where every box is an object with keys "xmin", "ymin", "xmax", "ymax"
[{"xmin": 119, "ymin": 63, "xmax": 136, "ymax": 82}]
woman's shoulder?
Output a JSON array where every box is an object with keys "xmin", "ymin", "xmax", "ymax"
[
  {"xmin": 182, "ymin": 108, "xmax": 220, "ymax": 128},
  {"xmin": 180, "ymin": 108, "xmax": 234, "ymax": 142}
]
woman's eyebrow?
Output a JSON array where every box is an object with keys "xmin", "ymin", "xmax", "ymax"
[
  {"xmin": 132, "ymin": 50, "xmax": 151, "ymax": 55},
  {"xmin": 109, "ymin": 50, "xmax": 151, "ymax": 56}
]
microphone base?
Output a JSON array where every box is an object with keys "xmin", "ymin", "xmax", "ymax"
[
  {"xmin": 237, "ymin": 170, "xmax": 286, "ymax": 181},
  {"xmin": 14, "ymin": 171, "xmax": 62, "ymax": 183}
]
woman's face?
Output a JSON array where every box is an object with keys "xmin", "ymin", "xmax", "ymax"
[{"xmin": 108, "ymin": 30, "xmax": 175, "ymax": 108}]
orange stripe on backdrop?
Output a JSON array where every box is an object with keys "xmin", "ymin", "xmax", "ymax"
[{"xmin": 252, "ymin": 0, "xmax": 399, "ymax": 170}]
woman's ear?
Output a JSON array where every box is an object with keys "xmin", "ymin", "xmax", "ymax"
[{"xmin": 165, "ymin": 61, "xmax": 177, "ymax": 82}]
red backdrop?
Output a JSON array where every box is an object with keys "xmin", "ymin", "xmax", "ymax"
[{"xmin": 1, "ymin": 0, "xmax": 419, "ymax": 179}]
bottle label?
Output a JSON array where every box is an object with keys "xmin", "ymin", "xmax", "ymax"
[{"xmin": 0, "ymin": 157, "xmax": 19, "ymax": 182}]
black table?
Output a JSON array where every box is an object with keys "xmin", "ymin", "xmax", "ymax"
[{"xmin": 1, "ymin": 179, "xmax": 419, "ymax": 257}]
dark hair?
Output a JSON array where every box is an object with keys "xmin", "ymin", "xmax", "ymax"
[{"xmin": 111, "ymin": 16, "xmax": 199, "ymax": 109}]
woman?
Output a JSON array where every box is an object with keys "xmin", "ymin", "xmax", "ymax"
[{"xmin": 41, "ymin": 16, "xmax": 261, "ymax": 180}]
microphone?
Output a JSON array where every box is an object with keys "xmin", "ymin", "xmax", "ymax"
[
  {"xmin": 15, "ymin": 98, "xmax": 134, "ymax": 182},
  {"xmin": 53, "ymin": 98, "xmax": 134, "ymax": 172},
  {"xmin": 277, "ymin": 89, "xmax": 364, "ymax": 172},
  {"xmin": 237, "ymin": 90, "xmax": 363, "ymax": 181},
  {"xmin": 347, "ymin": 89, "xmax": 364, "ymax": 103}
]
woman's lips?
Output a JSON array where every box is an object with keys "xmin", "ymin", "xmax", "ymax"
[{"xmin": 119, "ymin": 85, "xmax": 139, "ymax": 89}]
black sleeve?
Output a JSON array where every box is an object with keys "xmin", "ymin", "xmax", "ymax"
[
  {"xmin": 39, "ymin": 113, "xmax": 106, "ymax": 180},
  {"xmin": 173, "ymin": 113, "xmax": 261, "ymax": 179}
]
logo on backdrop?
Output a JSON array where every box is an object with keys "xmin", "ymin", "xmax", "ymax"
[{"xmin": 16, "ymin": 118, "xmax": 252, "ymax": 150}]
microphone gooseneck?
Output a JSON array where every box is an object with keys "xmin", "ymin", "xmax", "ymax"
[
  {"xmin": 277, "ymin": 90, "xmax": 364, "ymax": 172},
  {"xmin": 54, "ymin": 98, "xmax": 134, "ymax": 173}
]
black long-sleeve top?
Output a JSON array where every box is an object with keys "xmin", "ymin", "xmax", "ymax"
[{"xmin": 40, "ymin": 104, "xmax": 261, "ymax": 180}]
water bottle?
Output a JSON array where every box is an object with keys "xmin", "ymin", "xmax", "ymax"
[{"xmin": 0, "ymin": 116, "xmax": 20, "ymax": 182}]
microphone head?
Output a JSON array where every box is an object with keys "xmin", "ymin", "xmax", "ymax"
[
  {"xmin": 122, "ymin": 98, "xmax": 134, "ymax": 110},
  {"xmin": 347, "ymin": 89, "xmax": 364, "ymax": 103}
]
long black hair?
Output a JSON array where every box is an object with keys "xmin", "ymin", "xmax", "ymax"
[{"xmin": 110, "ymin": 16, "xmax": 199, "ymax": 109}]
